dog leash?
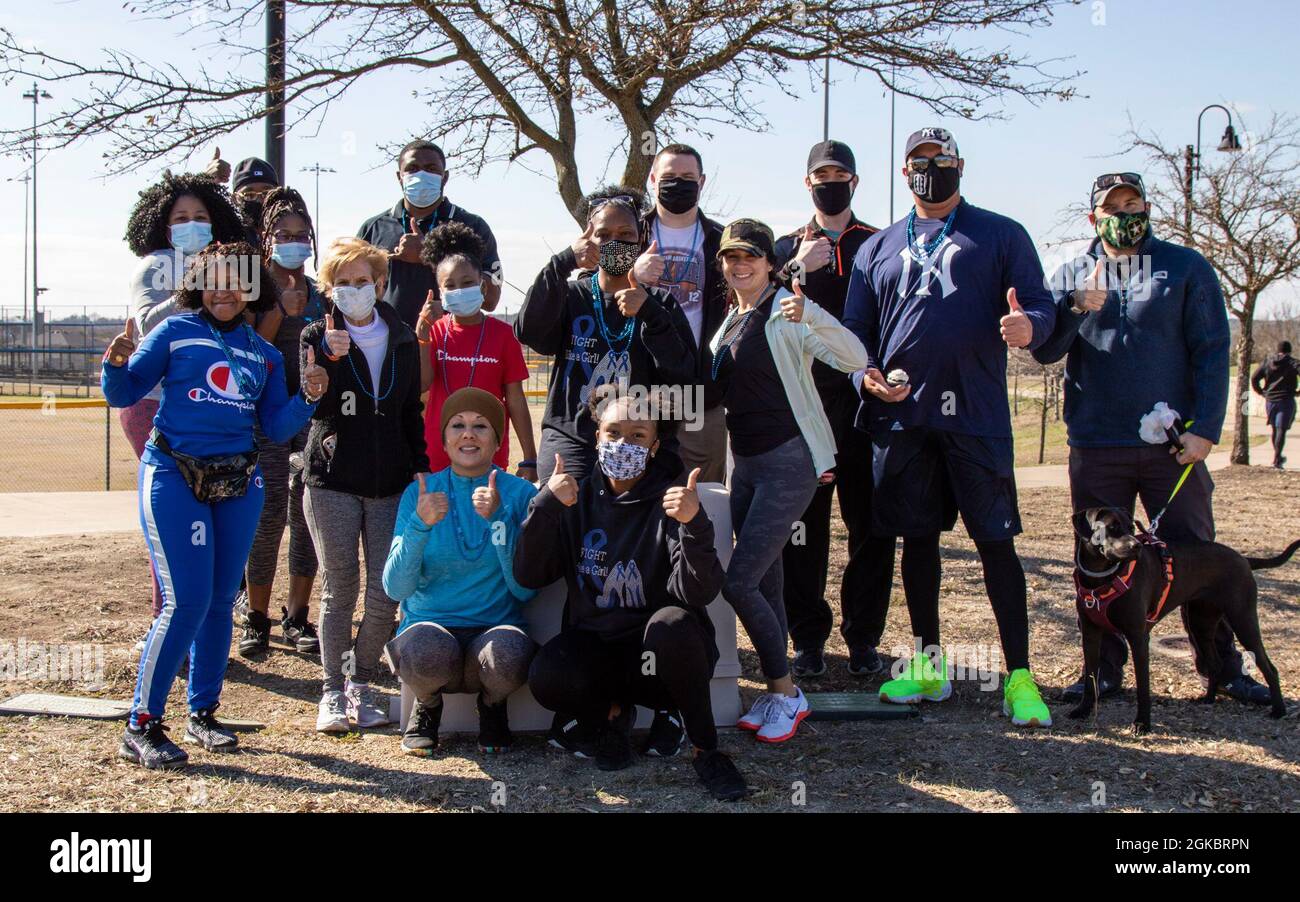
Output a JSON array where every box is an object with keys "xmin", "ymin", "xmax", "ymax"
[{"xmin": 1147, "ymin": 419, "xmax": 1197, "ymax": 536}]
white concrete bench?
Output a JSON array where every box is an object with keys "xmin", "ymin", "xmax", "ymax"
[{"xmin": 391, "ymin": 483, "xmax": 742, "ymax": 732}]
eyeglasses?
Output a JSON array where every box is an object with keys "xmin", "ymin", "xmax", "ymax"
[
  {"xmin": 272, "ymin": 230, "xmax": 311, "ymax": 243},
  {"xmin": 905, "ymin": 155, "xmax": 959, "ymax": 173}
]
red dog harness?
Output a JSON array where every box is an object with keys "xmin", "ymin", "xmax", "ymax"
[{"xmin": 1075, "ymin": 533, "xmax": 1175, "ymax": 634}]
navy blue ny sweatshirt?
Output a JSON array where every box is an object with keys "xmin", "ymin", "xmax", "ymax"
[{"xmin": 1033, "ymin": 233, "xmax": 1229, "ymax": 447}]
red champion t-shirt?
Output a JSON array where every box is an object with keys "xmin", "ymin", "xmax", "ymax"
[{"xmin": 424, "ymin": 314, "xmax": 530, "ymax": 471}]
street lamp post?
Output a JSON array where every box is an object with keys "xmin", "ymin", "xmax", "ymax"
[
  {"xmin": 7, "ymin": 172, "xmax": 31, "ymax": 321},
  {"xmin": 22, "ymin": 82, "xmax": 51, "ymax": 386},
  {"xmin": 301, "ymin": 163, "xmax": 336, "ymax": 240},
  {"xmin": 1183, "ymin": 104, "xmax": 1242, "ymax": 244}
]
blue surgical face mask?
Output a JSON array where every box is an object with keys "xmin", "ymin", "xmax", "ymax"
[
  {"xmin": 597, "ymin": 439, "xmax": 651, "ymax": 481},
  {"xmin": 443, "ymin": 284, "xmax": 484, "ymax": 317},
  {"xmin": 271, "ymin": 241, "xmax": 312, "ymax": 270},
  {"xmin": 402, "ymin": 171, "xmax": 443, "ymax": 208},
  {"xmin": 170, "ymin": 220, "xmax": 213, "ymax": 255}
]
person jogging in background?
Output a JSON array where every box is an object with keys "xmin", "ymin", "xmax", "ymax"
[
  {"xmin": 236, "ymin": 187, "xmax": 325, "ymax": 658},
  {"xmin": 1036, "ymin": 171, "xmax": 1272, "ymax": 707},
  {"xmin": 104, "ymin": 242, "xmax": 326, "ymax": 769},
  {"xmin": 708, "ymin": 218, "xmax": 869, "ymax": 744},
  {"xmin": 772, "ymin": 139, "xmax": 898, "ymax": 680},
  {"xmin": 357, "ymin": 139, "xmax": 502, "ymax": 328},
  {"xmin": 631, "ymin": 143, "xmax": 729, "ymax": 483},
  {"xmin": 515, "ymin": 389, "xmax": 747, "ymax": 802},
  {"xmin": 299, "ymin": 238, "xmax": 428, "ymax": 734},
  {"xmin": 415, "ymin": 222, "xmax": 538, "ymax": 484},
  {"xmin": 514, "ymin": 185, "xmax": 697, "ymax": 482},
  {"xmin": 121, "ymin": 172, "xmax": 247, "ymax": 628},
  {"xmin": 204, "ymin": 149, "xmax": 280, "ymax": 245},
  {"xmin": 843, "ymin": 126, "xmax": 1057, "ymax": 728},
  {"xmin": 383, "ymin": 389, "xmax": 538, "ymax": 756},
  {"xmin": 1253, "ymin": 340, "xmax": 1299, "ymax": 469}
]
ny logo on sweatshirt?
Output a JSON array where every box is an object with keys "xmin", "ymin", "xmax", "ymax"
[{"xmin": 897, "ymin": 238, "xmax": 960, "ymax": 299}]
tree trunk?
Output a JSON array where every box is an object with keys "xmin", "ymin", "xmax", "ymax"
[
  {"xmin": 1230, "ymin": 302, "xmax": 1257, "ymax": 465},
  {"xmin": 1038, "ymin": 369, "xmax": 1048, "ymax": 465}
]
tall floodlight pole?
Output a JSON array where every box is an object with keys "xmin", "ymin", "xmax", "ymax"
[{"xmin": 23, "ymin": 83, "xmax": 51, "ymax": 385}]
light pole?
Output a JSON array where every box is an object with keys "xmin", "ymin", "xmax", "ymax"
[
  {"xmin": 301, "ymin": 163, "xmax": 336, "ymax": 239},
  {"xmin": 22, "ymin": 82, "xmax": 51, "ymax": 385},
  {"xmin": 7, "ymin": 172, "xmax": 31, "ymax": 321},
  {"xmin": 266, "ymin": 0, "xmax": 287, "ymax": 179},
  {"xmin": 1183, "ymin": 104, "xmax": 1242, "ymax": 244}
]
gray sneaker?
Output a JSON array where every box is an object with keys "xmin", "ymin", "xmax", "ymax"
[
  {"xmin": 345, "ymin": 679, "xmax": 390, "ymax": 728},
  {"xmin": 316, "ymin": 690, "xmax": 350, "ymax": 734}
]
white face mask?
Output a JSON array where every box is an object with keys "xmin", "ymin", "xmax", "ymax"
[{"xmin": 332, "ymin": 283, "xmax": 376, "ymax": 320}]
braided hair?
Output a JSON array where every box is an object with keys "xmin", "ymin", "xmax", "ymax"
[
  {"xmin": 258, "ymin": 186, "xmax": 317, "ymax": 268},
  {"xmin": 123, "ymin": 171, "xmax": 246, "ymax": 258},
  {"xmin": 578, "ymin": 184, "xmax": 647, "ymax": 239},
  {"xmin": 420, "ymin": 220, "xmax": 485, "ymax": 279},
  {"xmin": 172, "ymin": 241, "xmax": 280, "ymax": 315}
]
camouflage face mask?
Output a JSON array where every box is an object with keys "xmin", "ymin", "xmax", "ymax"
[{"xmin": 1095, "ymin": 210, "xmax": 1149, "ymax": 249}]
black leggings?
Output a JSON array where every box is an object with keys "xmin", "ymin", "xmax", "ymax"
[
  {"xmin": 528, "ymin": 607, "xmax": 719, "ymax": 751},
  {"xmin": 900, "ymin": 533, "xmax": 1030, "ymax": 672}
]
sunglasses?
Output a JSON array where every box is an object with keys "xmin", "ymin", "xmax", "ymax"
[
  {"xmin": 1093, "ymin": 172, "xmax": 1144, "ymax": 192},
  {"xmin": 905, "ymin": 155, "xmax": 959, "ymax": 173}
]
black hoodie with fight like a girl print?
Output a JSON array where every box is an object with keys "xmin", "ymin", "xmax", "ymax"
[{"xmin": 513, "ymin": 447, "xmax": 723, "ymax": 646}]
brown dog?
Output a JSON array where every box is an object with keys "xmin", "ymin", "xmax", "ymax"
[{"xmin": 1069, "ymin": 508, "xmax": 1294, "ymax": 733}]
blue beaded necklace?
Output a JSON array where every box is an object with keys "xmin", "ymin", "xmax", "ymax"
[
  {"xmin": 205, "ymin": 321, "xmax": 266, "ymax": 400},
  {"xmin": 906, "ymin": 206, "xmax": 959, "ymax": 265},
  {"xmin": 589, "ymin": 271, "xmax": 636, "ymax": 353},
  {"xmin": 346, "ymin": 345, "xmax": 396, "ymax": 412},
  {"xmin": 710, "ymin": 300, "xmax": 762, "ymax": 382},
  {"xmin": 444, "ymin": 468, "xmax": 493, "ymax": 561}
]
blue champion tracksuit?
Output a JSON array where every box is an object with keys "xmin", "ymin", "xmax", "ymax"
[{"xmin": 102, "ymin": 311, "xmax": 316, "ymax": 726}]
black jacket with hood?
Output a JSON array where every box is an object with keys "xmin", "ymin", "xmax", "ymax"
[
  {"xmin": 299, "ymin": 300, "xmax": 429, "ymax": 498},
  {"xmin": 513, "ymin": 447, "xmax": 724, "ymax": 645}
]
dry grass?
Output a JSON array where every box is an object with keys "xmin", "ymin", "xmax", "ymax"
[{"xmin": 0, "ymin": 466, "xmax": 1297, "ymax": 812}]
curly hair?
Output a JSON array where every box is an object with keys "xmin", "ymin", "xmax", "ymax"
[
  {"xmin": 172, "ymin": 241, "xmax": 279, "ymax": 314},
  {"xmin": 420, "ymin": 220, "xmax": 485, "ymax": 276},
  {"xmin": 123, "ymin": 171, "xmax": 246, "ymax": 258},
  {"xmin": 586, "ymin": 382, "xmax": 680, "ymax": 440},
  {"xmin": 259, "ymin": 186, "xmax": 317, "ymax": 267},
  {"xmin": 579, "ymin": 184, "xmax": 647, "ymax": 238}
]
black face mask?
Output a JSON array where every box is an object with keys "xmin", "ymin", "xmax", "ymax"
[
  {"xmin": 657, "ymin": 178, "xmax": 700, "ymax": 215},
  {"xmin": 908, "ymin": 166, "xmax": 960, "ymax": 205},
  {"xmin": 810, "ymin": 180, "xmax": 854, "ymax": 216},
  {"xmin": 239, "ymin": 197, "xmax": 265, "ymax": 231}
]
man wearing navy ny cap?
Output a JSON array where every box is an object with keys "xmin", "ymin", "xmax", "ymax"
[
  {"xmin": 1036, "ymin": 171, "xmax": 1271, "ymax": 706},
  {"xmin": 843, "ymin": 126, "xmax": 1056, "ymax": 728},
  {"xmin": 772, "ymin": 139, "xmax": 897, "ymax": 680},
  {"xmin": 204, "ymin": 151, "xmax": 281, "ymax": 244}
]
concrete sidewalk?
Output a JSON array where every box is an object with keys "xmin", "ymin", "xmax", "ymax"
[{"xmin": 2, "ymin": 449, "xmax": 1293, "ymax": 538}]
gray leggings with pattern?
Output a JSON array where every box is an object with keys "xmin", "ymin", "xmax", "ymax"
[{"xmin": 386, "ymin": 622, "xmax": 535, "ymax": 707}]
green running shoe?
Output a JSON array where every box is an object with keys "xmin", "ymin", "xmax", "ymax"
[
  {"xmin": 879, "ymin": 652, "xmax": 951, "ymax": 704},
  {"xmin": 1003, "ymin": 668, "xmax": 1052, "ymax": 728}
]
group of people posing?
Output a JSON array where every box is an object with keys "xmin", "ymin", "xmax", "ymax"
[{"xmin": 102, "ymin": 125, "xmax": 1279, "ymax": 803}]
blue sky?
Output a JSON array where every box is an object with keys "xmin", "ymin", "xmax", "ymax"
[{"xmin": 1, "ymin": 0, "xmax": 1296, "ymax": 319}]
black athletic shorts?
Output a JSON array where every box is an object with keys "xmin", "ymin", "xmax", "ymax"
[{"xmin": 870, "ymin": 425, "xmax": 1021, "ymax": 541}]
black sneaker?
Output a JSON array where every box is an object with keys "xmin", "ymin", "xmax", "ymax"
[
  {"xmin": 848, "ymin": 646, "xmax": 884, "ymax": 676},
  {"xmin": 477, "ymin": 695, "xmax": 513, "ymax": 754},
  {"xmin": 238, "ymin": 610, "xmax": 271, "ymax": 658},
  {"xmin": 402, "ymin": 698, "xmax": 442, "ymax": 756},
  {"xmin": 1219, "ymin": 674, "xmax": 1272, "ymax": 705},
  {"xmin": 119, "ymin": 720, "xmax": 188, "ymax": 770},
  {"xmin": 1060, "ymin": 670, "xmax": 1123, "ymax": 703},
  {"xmin": 693, "ymin": 749, "xmax": 747, "ymax": 802},
  {"xmin": 232, "ymin": 588, "xmax": 250, "ymax": 626},
  {"xmin": 184, "ymin": 706, "xmax": 239, "ymax": 752},
  {"xmin": 281, "ymin": 606, "xmax": 320, "ymax": 654},
  {"xmin": 641, "ymin": 709, "xmax": 684, "ymax": 757},
  {"xmin": 791, "ymin": 646, "xmax": 827, "ymax": 678},
  {"xmin": 547, "ymin": 713, "xmax": 602, "ymax": 758},
  {"xmin": 596, "ymin": 707, "xmax": 635, "ymax": 772}
]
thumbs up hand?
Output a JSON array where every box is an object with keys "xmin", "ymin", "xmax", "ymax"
[
  {"xmin": 999, "ymin": 287, "xmax": 1033, "ymax": 349},
  {"xmin": 392, "ymin": 216, "xmax": 425, "ymax": 264},
  {"xmin": 301, "ymin": 345, "xmax": 329, "ymax": 402},
  {"xmin": 780, "ymin": 279, "xmax": 806, "ymax": 323},
  {"xmin": 547, "ymin": 454, "xmax": 578, "ymax": 506},
  {"xmin": 415, "ymin": 472, "xmax": 450, "ymax": 526},
  {"xmin": 472, "ymin": 469, "xmax": 501, "ymax": 520},
  {"xmin": 107, "ymin": 318, "xmax": 138, "ymax": 367},
  {"xmin": 662, "ymin": 467, "xmax": 702, "ymax": 523},
  {"xmin": 416, "ymin": 289, "xmax": 438, "ymax": 342},
  {"xmin": 571, "ymin": 221, "xmax": 600, "ymax": 270},
  {"xmin": 614, "ymin": 268, "xmax": 647, "ymax": 318},
  {"xmin": 1071, "ymin": 256, "xmax": 1109, "ymax": 314},
  {"xmin": 632, "ymin": 238, "xmax": 666, "ymax": 285},
  {"xmin": 323, "ymin": 312, "xmax": 351, "ymax": 358},
  {"xmin": 794, "ymin": 223, "xmax": 832, "ymax": 273},
  {"xmin": 204, "ymin": 147, "xmax": 232, "ymax": 184},
  {"xmin": 280, "ymin": 272, "xmax": 307, "ymax": 317}
]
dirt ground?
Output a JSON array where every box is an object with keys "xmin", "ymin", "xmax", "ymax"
[{"xmin": 0, "ymin": 465, "xmax": 1297, "ymax": 813}]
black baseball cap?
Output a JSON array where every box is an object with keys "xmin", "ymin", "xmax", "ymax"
[
  {"xmin": 806, "ymin": 140, "xmax": 856, "ymax": 176},
  {"xmin": 904, "ymin": 127, "xmax": 959, "ymax": 158},
  {"xmin": 1090, "ymin": 172, "xmax": 1146, "ymax": 208},
  {"xmin": 716, "ymin": 218, "xmax": 777, "ymax": 265},
  {"xmin": 232, "ymin": 157, "xmax": 280, "ymax": 192}
]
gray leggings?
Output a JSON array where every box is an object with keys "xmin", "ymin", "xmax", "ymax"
[
  {"xmin": 303, "ymin": 485, "xmax": 401, "ymax": 693},
  {"xmin": 387, "ymin": 622, "xmax": 535, "ymax": 706},
  {"xmin": 724, "ymin": 435, "xmax": 817, "ymax": 681},
  {"xmin": 247, "ymin": 427, "xmax": 317, "ymax": 585}
]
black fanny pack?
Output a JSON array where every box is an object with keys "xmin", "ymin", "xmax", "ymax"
[{"xmin": 152, "ymin": 429, "xmax": 259, "ymax": 503}]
